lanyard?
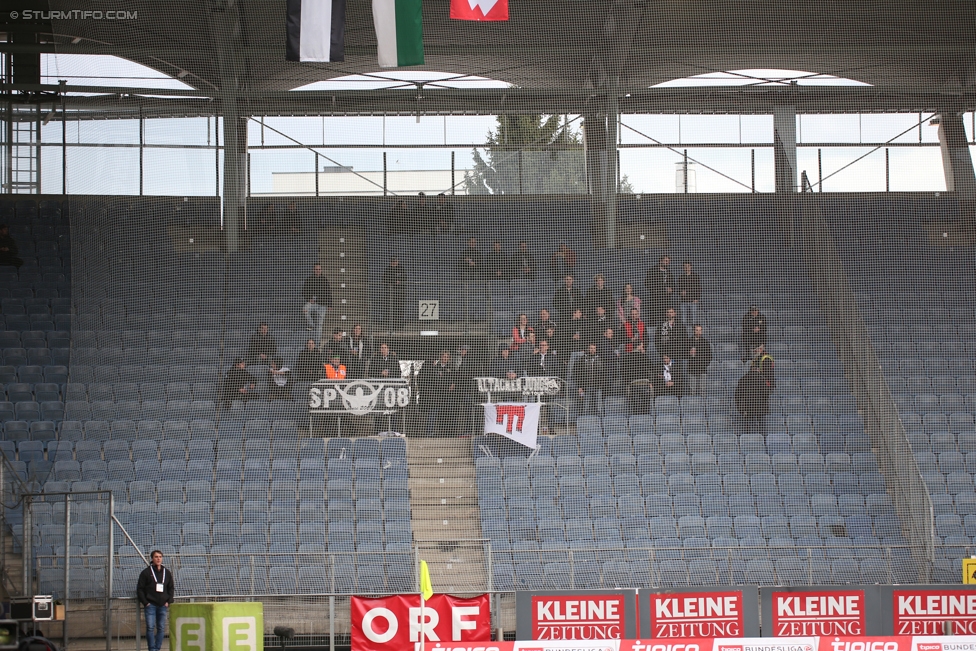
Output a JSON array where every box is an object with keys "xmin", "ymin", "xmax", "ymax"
[{"xmin": 150, "ymin": 566, "xmax": 165, "ymax": 584}]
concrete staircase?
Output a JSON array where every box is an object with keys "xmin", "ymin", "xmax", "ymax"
[{"xmin": 406, "ymin": 438, "xmax": 487, "ymax": 594}]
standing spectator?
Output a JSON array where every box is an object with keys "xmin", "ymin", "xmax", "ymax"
[
  {"xmin": 528, "ymin": 339, "xmax": 564, "ymax": 377},
  {"xmin": 584, "ymin": 274, "xmax": 614, "ymax": 318},
  {"xmin": 220, "ymin": 358, "xmax": 257, "ymax": 408},
  {"xmin": 740, "ymin": 305, "xmax": 768, "ymax": 361},
  {"xmin": 324, "ymin": 353, "xmax": 347, "ymax": 379},
  {"xmin": 616, "ymin": 283, "xmax": 642, "ymax": 325},
  {"xmin": 490, "ymin": 346, "xmax": 520, "ymax": 379},
  {"xmin": 574, "ymin": 343, "xmax": 605, "ymax": 416},
  {"xmin": 587, "ymin": 305, "xmax": 612, "ymax": 345},
  {"xmin": 676, "ymin": 261, "xmax": 702, "ymax": 328},
  {"xmin": 137, "ymin": 550, "xmax": 174, "ymax": 651},
  {"xmin": 622, "ymin": 307, "xmax": 647, "ymax": 353},
  {"xmin": 433, "ymin": 193, "xmax": 455, "ymax": 233},
  {"xmin": 511, "ymin": 314, "xmax": 534, "ymax": 351},
  {"xmin": 325, "ymin": 328, "xmax": 348, "ymax": 365},
  {"xmin": 246, "ymin": 323, "xmax": 278, "ymax": 364},
  {"xmin": 486, "ymin": 241, "xmax": 512, "ymax": 281},
  {"xmin": 382, "ymin": 257, "xmax": 406, "ymax": 331},
  {"xmin": 302, "ymin": 263, "xmax": 332, "ymax": 342},
  {"xmin": 0, "ymin": 224, "xmax": 24, "ymax": 269},
  {"xmin": 454, "ymin": 344, "xmax": 481, "ymax": 432},
  {"xmin": 420, "ymin": 351, "xmax": 458, "ymax": 436},
  {"xmin": 460, "ymin": 237, "xmax": 482, "ymax": 276},
  {"xmin": 513, "ymin": 331, "xmax": 539, "ymax": 370},
  {"xmin": 553, "ymin": 274, "xmax": 582, "ymax": 323},
  {"xmin": 345, "ymin": 324, "xmax": 372, "ymax": 378},
  {"xmin": 654, "ymin": 307, "xmax": 688, "ymax": 362},
  {"xmin": 551, "ymin": 242, "xmax": 577, "ymax": 278},
  {"xmin": 644, "ymin": 255, "xmax": 674, "ymax": 324},
  {"xmin": 653, "ymin": 354, "xmax": 683, "ymax": 397},
  {"xmin": 534, "ymin": 308, "xmax": 557, "ymax": 336},
  {"xmin": 685, "ymin": 324, "xmax": 714, "ymax": 397},
  {"xmin": 513, "ymin": 241, "xmax": 537, "ymax": 280},
  {"xmin": 295, "ymin": 339, "xmax": 324, "ymax": 381},
  {"xmin": 621, "ymin": 343, "xmax": 654, "ymax": 414},
  {"xmin": 559, "ymin": 308, "xmax": 587, "ymax": 361},
  {"xmin": 267, "ymin": 357, "xmax": 292, "ymax": 400},
  {"xmin": 368, "ymin": 343, "xmax": 400, "ymax": 378},
  {"xmin": 735, "ymin": 361, "xmax": 774, "ymax": 433},
  {"xmin": 596, "ymin": 327, "xmax": 622, "ymax": 392}
]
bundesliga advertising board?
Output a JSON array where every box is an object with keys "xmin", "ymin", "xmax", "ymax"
[{"xmin": 463, "ymin": 637, "xmax": 976, "ymax": 651}]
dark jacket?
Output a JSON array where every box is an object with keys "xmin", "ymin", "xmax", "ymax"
[
  {"xmin": 586, "ymin": 316, "xmax": 612, "ymax": 346},
  {"xmin": 654, "ymin": 319, "xmax": 688, "ymax": 360},
  {"xmin": 137, "ymin": 564, "xmax": 175, "ymax": 607},
  {"xmin": 552, "ymin": 286, "xmax": 582, "ymax": 320},
  {"xmin": 325, "ymin": 338, "xmax": 349, "ymax": 365},
  {"xmin": 741, "ymin": 311, "xmax": 768, "ymax": 347},
  {"xmin": 420, "ymin": 361, "xmax": 456, "ymax": 410},
  {"xmin": 246, "ymin": 332, "xmax": 278, "ymax": 363},
  {"xmin": 221, "ymin": 366, "xmax": 256, "ymax": 402},
  {"xmin": 512, "ymin": 249, "xmax": 537, "ymax": 280},
  {"xmin": 295, "ymin": 349, "xmax": 325, "ymax": 382},
  {"xmin": 584, "ymin": 285, "xmax": 615, "ymax": 318},
  {"xmin": 735, "ymin": 368, "xmax": 773, "ymax": 418},
  {"xmin": 676, "ymin": 271, "xmax": 702, "ymax": 303},
  {"xmin": 686, "ymin": 336, "xmax": 714, "ymax": 376},
  {"xmin": 369, "ymin": 354, "xmax": 401, "ymax": 378},
  {"xmin": 559, "ymin": 317, "xmax": 587, "ymax": 355},
  {"xmin": 460, "ymin": 246, "xmax": 482, "ymax": 275},
  {"xmin": 302, "ymin": 274, "xmax": 333, "ymax": 306},
  {"xmin": 490, "ymin": 354, "xmax": 520, "ymax": 378},
  {"xmin": 644, "ymin": 265, "xmax": 674, "ymax": 308},
  {"xmin": 573, "ymin": 353, "xmax": 605, "ymax": 391},
  {"xmin": 527, "ymin": 352, "xmax": 564, "ymax": 378}
]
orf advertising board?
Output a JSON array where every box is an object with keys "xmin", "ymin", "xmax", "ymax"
[
  {"xmin": 760, "ymin": 586, "xmax": 885, "ymax": 636},
  {"xmin": 515, "ymin": 591, "xmax": 638, "ymax": 640},
  {"xmin": 639, "ymin": 588, "xmax": 760, "ymax": 638},
  {"xmin": 351, "ymin": 594, "xmax": 490, "ymax": 651},
  {"xmin": 888, "ymin": 587, "xmax": 976, "ymax": 635}
]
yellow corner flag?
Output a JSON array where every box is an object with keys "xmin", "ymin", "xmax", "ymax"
[{"xmin": 419, "ymin": 560, "xmax": 434, "ymax": 600}]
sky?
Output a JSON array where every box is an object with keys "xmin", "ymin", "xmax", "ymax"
[{"xmin": 31, "ymin": 55, "xmax": 969, "ymax": 196}]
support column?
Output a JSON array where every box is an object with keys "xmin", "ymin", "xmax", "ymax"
[
  {"xmin": 583, "ymin": 85, "xmax": 618, "ymax": 249},
  {"xmin": 774, "ymin": 105, "xmax": 797, "ymax": 193},
  {"xmin": 937, "ymin": 113, "xmax": 976, "ymax": 198},
  {"xmin": 222, "ymin": 112, "xmax": 247, "ymax": 252}
]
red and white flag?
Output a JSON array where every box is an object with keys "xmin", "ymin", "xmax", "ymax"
[
  {"xmin": 450, "ymin": 0, "xmax": 508, "ymax": 21},
  {"xmin": 484, "ymin": 402, "xmax": 540, "ymax": 449}
]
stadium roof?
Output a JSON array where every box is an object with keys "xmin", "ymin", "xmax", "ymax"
[{"xmin": 4, "ymin": 0, "xmax": 976, "ymax": 116}]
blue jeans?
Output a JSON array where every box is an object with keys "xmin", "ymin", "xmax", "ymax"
[
  {"xmin": 303, "ymin": 303, "xmax": 329, "ymax": 341},
  {"xmin": 145, "ymin": 603, "xmax": 168, "ymax": 651}
]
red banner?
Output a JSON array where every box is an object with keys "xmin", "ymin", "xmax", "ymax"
[
  {"xmin": 648, "ymin": 591, "xmax": 744, "ymax": 638},
  {"xmin": 893, "ymin": 589, "xmax": 976, "ymax": 635},
  {"xmin": 482, "ymin": 638, "xmax": 922, "ymax": 651},
  {"xmin": 351, "ymin": 594, "xmax": 491, "ymax": 651},
  {"xmin": 771, "ymin": 590, "xmax": 866, "ymax": 636},
  {"xmin": 449, "ymin": 0, "xmax": 509, "ymax": 21},
  {"xmin": 531, "ymin": 595, "xmax": 627, "ymax": 640}
]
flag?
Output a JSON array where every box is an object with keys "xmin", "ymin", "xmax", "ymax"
[
  {"xmin": 286, "ymin": 0, "xmax": 346, "ymax": 62},
  {"xmin": 483, "ymin": 403, "xmax": 541, "ymax": 449},
  {"xmin": 372, "ymin": 0, "xmax": 424, "ymax": 68},
  {"xmin": 450, "ymin": 0, "xmax": 508, "ymax": 21},
  {"xmin": 419, "ymin": 560, "xmax": 433, "ymax": 600}
]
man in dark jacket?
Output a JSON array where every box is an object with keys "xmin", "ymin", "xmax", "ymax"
[
  {"xmin": 382, "ymin": 257, "xmax": 406, "ymax": 331},
  {"xmin": 559, "ymin": 308, "xmax": 587, "ymax": 360},
  {"xmin": 246, "ymin": 323, "xmax": 278, "ymax": 364},
  {"xmin": 676, "ymin": 261, "xmax": 702, "ymax": 328},
  {"xmin": 137, "ymin": 550, "xmax": 175, "ymax": 651},
  {"xmin": 552, "ymin": 274, "xmax": 582, "ymax": 323},
  {"xmin": 369, "ymin": 343, "xmax": 400, "ymax": 378},
  {"xmin": 490, "ymin": 346, "xmax": 520, "ymax": 379},
  {"xmin": 295, "ymin": 339, "xmax": 325, "ymax": 381},
  {"xmin": 653, "ymin": 353, "xmax": 683, "ymax": 397},
  {"xmin": 740, "ymin": 305, "xmax": 768, "ymax": 361},
  {"xmin": 573, "ymin": 343, "xmax": 605, "ymax": 415},
  {"xmin": 513, "ymin": 241, "xmax": 537, "ymax": 280},
  {"xmin": 685, "ymin": 324, "xmax": 714, "ymax": 396},
  {"xmin": 325, "ymin": 328, "xmax": 348, "ymax": 365},
  {"xmin": 528, "ymin": 339, "xmax": 564, "ymax": 378},
  {"xmin": 655, "ymin": 307, "xmax": 688, "ymax": 361},
  {"xmin": 302, "ymin": 263, "xmax": 332, "ymax": 342},
  {"xmin": 460, "ymin": 237, "xmax": 482, "ymax": 276},
  {"xmin": 644, "ymin": 255, "xmax": 674, "ymax": 324},
  {"xmin": 420, "ymin": 351, "xmax": 458, "ymax": 436},
  {"xmin": 584, "ymin": 274, "xmax": 615, "ymax": 318},
  {"xmin": 586, "ymin": 305, "xmax": 612, "ymax": 346},
  {"xmin": 0, "ymin": 225, "xmax": 23, "ymax": 269},
  {"xmin": 735, "ymin": 363, "xmax": 774, "ymax": 433},
  {"xmin": 220, "ymin": 358, "xmax": 257, "ymax": 408}
]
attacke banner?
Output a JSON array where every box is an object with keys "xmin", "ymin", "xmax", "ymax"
[
  {"xmin": 351, "ymin": 594, "xmax": 491, "ymax": 651},
  {"xmin": 478, "ymin": 637, "xmax": 976, "ymax": 651},
  {"xmin": 484, "ymin": 402, "xmax": 540, "ymax": 449}
]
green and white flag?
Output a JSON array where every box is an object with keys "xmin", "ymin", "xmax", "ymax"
[{"xmin": 372, "ymin": 0, "xmax": 424, "ymax": 68}]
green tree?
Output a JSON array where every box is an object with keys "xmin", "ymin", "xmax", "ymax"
[{"xmin": 463, "ymin": 115, "xmax": 586, "ymax": 195}]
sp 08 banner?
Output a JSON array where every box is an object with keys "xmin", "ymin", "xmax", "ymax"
[{"xmin": 351, "ymin": 594, "xmax": 491, "ymax": 651}]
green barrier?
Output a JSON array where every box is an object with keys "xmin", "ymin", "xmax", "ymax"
[{"xmin": 169, "ymin": 603, "xmax": 264, "ymax": 651}]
